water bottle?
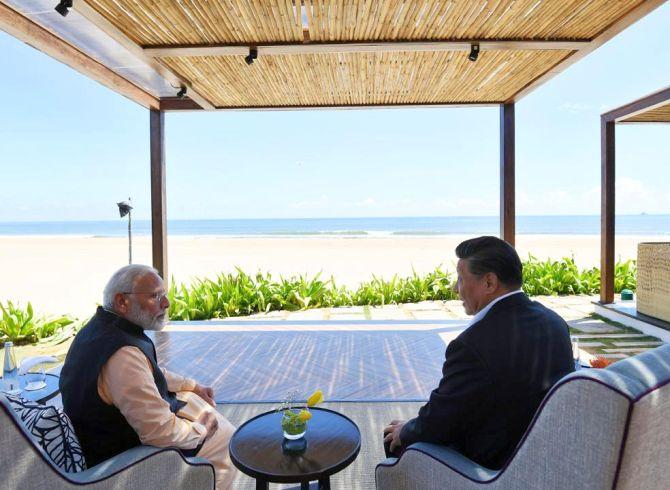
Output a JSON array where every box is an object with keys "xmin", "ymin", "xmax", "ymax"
[{"xmin": 3, "ymin": 341, "xmax": 20, "ymax": 393}]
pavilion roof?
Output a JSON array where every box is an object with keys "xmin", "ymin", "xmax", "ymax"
[
  {"xmin": 1, "ymin": 0, "xmax": 666, "ymax": 111},
  {"xmin": 603, "ymin": 85, "xmax": 670, "ymax": 123}
]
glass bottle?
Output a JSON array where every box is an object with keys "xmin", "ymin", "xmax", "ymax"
[{"xmin": 3, "ymin": 341, "xmax": 20, "ymax": 393}]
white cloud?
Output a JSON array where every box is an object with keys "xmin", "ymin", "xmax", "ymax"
[
  {"xmin": 518, "ymin": 178, "xmax": 670, "ymax": 215},
  {"xmin": 353, "ymin": 197, "xmax": 377, "ymax": 207},
  {"xmin": 288, "ymin": 195, "xmax": 329, "ymax": 209},
  {"xmin": 558, "ymin": 102, "xmax": 595, "ymax": 114}
]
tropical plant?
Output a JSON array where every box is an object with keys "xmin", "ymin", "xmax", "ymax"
[{"xmin": 0, "ymin": 300, "xmax": 75, "ymax": 345}]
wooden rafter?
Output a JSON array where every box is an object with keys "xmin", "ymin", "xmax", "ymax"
[
  {"xmin": 0, "ymin": 2, "xmax": 159, "ymax": 110},
  {"xmin": 144, "ymin": 40, "xmax": 589, "ymax": 58},
  {"xmin": 71, "ymin": 0, "xmax": 215, "ymax": 111}
]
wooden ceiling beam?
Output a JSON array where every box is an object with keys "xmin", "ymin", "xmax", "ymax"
[
  {"xmin": 0, "ymin": 2, "xmax": 159, "ymax": 110},
  {"xmin": 72, "ymin": 0, "xmax": 215, "ymax": 111},
  {"xmin": 145, "ymin": 40, "xmax": 589, "ymax": 58},
  {"xmin": 509, "ymin": 0, "xmax": 668, "ymax": 103},
  {"xmin": 160, "ymin": 101, "xmax": 502, "ymax": 112},
  {"xmin": 602, "ymin": 85, "xmax": 670, "ymax": 123}
]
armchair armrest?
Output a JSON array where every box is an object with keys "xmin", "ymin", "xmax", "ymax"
[
  {"xmin": 67, "ymin": 445, "xmax": 215, "ymax": 489},
  {"xmin": 376, "ymin": 443, "xmax": 499, "ymax": 490}
]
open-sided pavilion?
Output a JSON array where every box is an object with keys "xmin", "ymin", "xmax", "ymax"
[
  {"xmin": 597, "ymin": 85, "xmax": 670, "ymax": 337},
  {"xmin": 1, "ymin": 0, "xmax": 667, "ymax": 279},
  {"xmin": 3, "ymin": 3, "xmax": 670, "ymax": 488}
]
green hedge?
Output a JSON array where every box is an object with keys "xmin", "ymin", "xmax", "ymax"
[
  {"xmin": 167, "ymin": 258, "xmax": 637, "ymax": 320},
  {"xmin": 1, "ymin": 258, "xmax": 637, "ymax": 341}
]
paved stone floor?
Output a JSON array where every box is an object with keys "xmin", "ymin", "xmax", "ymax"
[
  {"xmin": 12, "ymin": 295, "xmax": 665, "ymax": 366},
  {"xmin": 223, "ymin": 294, "xmax": 665, "ymax": 363}
]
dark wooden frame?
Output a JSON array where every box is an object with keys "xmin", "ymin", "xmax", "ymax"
[
  {"xmin": 500, "ymin": 103, "xmax": 516, "ymax": 246},
  {"xmin": 150, "ymin": 109, "xmax": 168, "ymax": 280},
  {"xmin": 599, "ymin": 86, "xmax": 670, "ymax": 303}
]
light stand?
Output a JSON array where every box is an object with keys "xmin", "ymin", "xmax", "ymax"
[{"xmin": 117, "ymin": 198, "xmax": 133, "ymax": 264}]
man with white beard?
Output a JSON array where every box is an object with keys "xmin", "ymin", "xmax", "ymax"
[{"xmin": 60, "ymin": 264, "xmax": 237, "ymax": 489}]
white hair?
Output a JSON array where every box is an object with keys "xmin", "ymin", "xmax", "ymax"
[{"xmin": 102, "ymin": 264, "xmax": 160, "ymax": 310}]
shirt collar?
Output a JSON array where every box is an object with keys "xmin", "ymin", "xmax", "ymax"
[{"xmin": 468, "ymin": 289, "xmax": 524, "ymax": 327}]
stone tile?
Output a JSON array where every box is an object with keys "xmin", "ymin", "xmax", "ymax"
[
  {"xmin": 402, "ymin": 301, "xmax": 445, "ymax": 311},
  {"xmin": 410, "ymin": 310, "xmax": 451, "ymax": 320},
  {"xmin": 611, "ymin": 341, "xmax": 664, "ymax": 347},
  {"xmin": 331, "ymin": 306, "xmax": 367, "ymax": 314},
  {"xmin": 572, "ymin": 334, "xmax": 647, "ymax": 339},
  {"xmin": 284, "ymin": 309, "xmax": 328, "ymax": 320},
  {"xmin": 329, "ymin": 313, "xmax": 368, "ymax": 321},
  {"xmin": 602, "ymin": 348, "xmax": 648, "ymax": 354},
  {"xmin": 600, "ymin": 354, "xmax": 629, "ymax": 359},
  {"xmin": 368, "ymin": 306, "xmax": 411, "ymax": 320},
  {"xmin": 576, "ymin": 342, "xmax": 605, "ymax": 347},
  {"xmin": 568, "ymin": 320, "xmax": 622, "ymax": 334}
]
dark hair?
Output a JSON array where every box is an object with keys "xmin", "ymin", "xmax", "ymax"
[{"xmin": 455, "ymin": 236, "xmax": 523, "ymax": 288}]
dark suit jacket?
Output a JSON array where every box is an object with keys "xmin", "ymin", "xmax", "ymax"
[{"xmin": 400, "ymin": 292, "xmax": 575, "ymax": 469}]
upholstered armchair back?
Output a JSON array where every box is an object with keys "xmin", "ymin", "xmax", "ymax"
[
  {"xmin": 609, "ymin": 345, "xmax": 670, "ymax": 489},
  {"xmin": 376, "ymin": 345, "xmax": 670, "ymax": 490}
]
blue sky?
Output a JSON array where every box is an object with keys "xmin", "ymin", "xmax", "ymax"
[{"xmin": 1, "ymin": 4, "xmax": 669, "ymax": 222}]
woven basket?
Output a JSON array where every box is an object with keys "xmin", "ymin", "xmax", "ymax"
[{"xmin": 637, "ymin": 242, "xmax": 670, "ymax": 322}]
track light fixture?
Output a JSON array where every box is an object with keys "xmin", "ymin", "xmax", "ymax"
[
  {"xmin": 55, "ymin": 0, "xmax": 73, "ymax": 17},
  {"xmin": 468, "ymin": 43, "xmax": 480, "ymax": 62},
  {"xmin": 245, "ymin": 47, "xmax": 258, "ymax": 65},
  {"xmin": 176, "ymin": 86, "xmax": 187, "ymax": 99}
]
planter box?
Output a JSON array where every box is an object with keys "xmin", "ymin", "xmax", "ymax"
[{"xmin": 637, "ymin": 242, "xmax": 670, "ymax": 322}]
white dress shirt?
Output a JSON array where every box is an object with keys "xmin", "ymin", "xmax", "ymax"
[{"xmin": 469, "ymin": 289, "xmax": 524, "ymax": 327}]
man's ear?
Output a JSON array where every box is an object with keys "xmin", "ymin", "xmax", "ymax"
[
  {"xmin": 484, "ymin": 272, "xmax": 499, "ymax": 292},
  {"xmin": 113, "ymin": 293, "xmax": 128, "ymax": 314}
]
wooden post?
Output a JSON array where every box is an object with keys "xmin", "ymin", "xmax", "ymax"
[
  {"xmin": 500, "ymin": 103, "xmax": 515, "ymax": 246},
  {"xmin": 150, "ymin": 109, "xmax": 168, "ymax": 280},
  {"xmin": 600, "ymin": 118, "xmax": 615, "ymax": 304}
]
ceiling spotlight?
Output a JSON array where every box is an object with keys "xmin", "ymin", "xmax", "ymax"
[
  {"xmin": 245, "ymin": 48, "xmax": 258, "ymax": 65},
  {"xmin": 176, "ymin": 86, "xmax": 187, "ymax": 99},
  {"xmin": 468, "ymin": 43, "xmax": 480, "ymax": 62},
  {"xmin": 55, "ymin": 0, "xmax": 73, "ymax": 17}
]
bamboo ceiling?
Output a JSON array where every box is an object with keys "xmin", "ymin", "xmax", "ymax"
[
  {"xmin": 90, "ymin": 0, "xmax": 644, "ymax": 45},
  {"xmin": 3, "ymin": 0, "xmax": 662, "ymax": 110},
  {"xmin": 623, "ymin": 103, "xmax": 670, "ymax": 122}
]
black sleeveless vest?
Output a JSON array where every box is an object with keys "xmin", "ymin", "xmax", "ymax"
[{"xmin": 59, "ymin": 307, "xmax": 184, "ymax": 467}]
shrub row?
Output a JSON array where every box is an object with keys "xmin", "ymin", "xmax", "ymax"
[{"xmin": 1, "ymin": 258, "xmax": 637, "ymax": 342}]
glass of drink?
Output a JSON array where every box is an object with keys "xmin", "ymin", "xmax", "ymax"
[{"xmin": 571, "ymin": 336, "xmax": 581, "ymax": 370}]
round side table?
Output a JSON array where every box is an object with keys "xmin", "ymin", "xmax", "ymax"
[{"xmin": 229, "ymin": 407, "xmax": 361, "ymax": 489}]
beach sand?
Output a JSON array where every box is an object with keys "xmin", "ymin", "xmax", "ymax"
[{"xmin": 0, "ymin": 234, "xmax": 666, "ymax": 317}]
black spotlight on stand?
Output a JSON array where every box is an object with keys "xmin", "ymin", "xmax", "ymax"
[
  {"xmin": 468, "ymin": 43, "xmax": 480, "ymax": 62},
  {"xmin": 176, "ymin": 86, "xmax": 187, "ymax": 99},
  {"xmin": 55, "ymin": 0, "xmax": 73, "ymax": 17},
  {"xmin": 117, "ymin": 198, "xmax": 133, "ymax": 264},
  {"xmin": 245, "ymin": 47, "xmax": 258, "ymax": 65}
]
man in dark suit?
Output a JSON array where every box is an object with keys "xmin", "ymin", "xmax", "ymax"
[{"xmin": 383, "ymin": 236, "xmax": 575, "ymax": 469}]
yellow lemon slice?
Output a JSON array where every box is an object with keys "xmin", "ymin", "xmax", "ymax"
[{"xmin": 307, "ymin": 389, "xmax": 324, "ymax": 407}]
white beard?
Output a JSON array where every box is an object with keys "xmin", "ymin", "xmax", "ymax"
[{"xmin": 127, "ymin": 302, "xmax": 168, "ymax": 331}]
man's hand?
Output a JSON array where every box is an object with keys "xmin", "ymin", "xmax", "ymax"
[
  {"xmin": 383, "ymin": 419, "xmax": 406, "ymax": 453},
  {"xmin": 196, "ymin": 410, "xmax": 219, "ymax": 439},
  {"xmin": 192, "ymin": 384, "xmax": 216, "ymax": 407}
]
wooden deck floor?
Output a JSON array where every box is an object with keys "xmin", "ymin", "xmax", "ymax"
[{"xmin": 150, "ymin": 320, "xmax": 467, "ymax": 403}]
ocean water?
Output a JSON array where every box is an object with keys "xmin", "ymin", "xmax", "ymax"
[{"xmin": 0, "ymin": 215, "xmax": 669, "ymax": 237}]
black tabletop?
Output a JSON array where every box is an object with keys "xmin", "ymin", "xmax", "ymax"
[{"xmin": 229, "ymin": 407, "xmax": 361, "ymax": 484}]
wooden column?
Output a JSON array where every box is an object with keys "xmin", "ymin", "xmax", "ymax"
[
  {"xmin": 150, "ymin": 109, "xmax": 168, "ymax": 280},
  {"xmin": 600, "ymin": 118, "xmax": 615, "ymax": 304},
  {"xmin": 500, "ymin": 103, "xmax": 515, "ymax": 246}
]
